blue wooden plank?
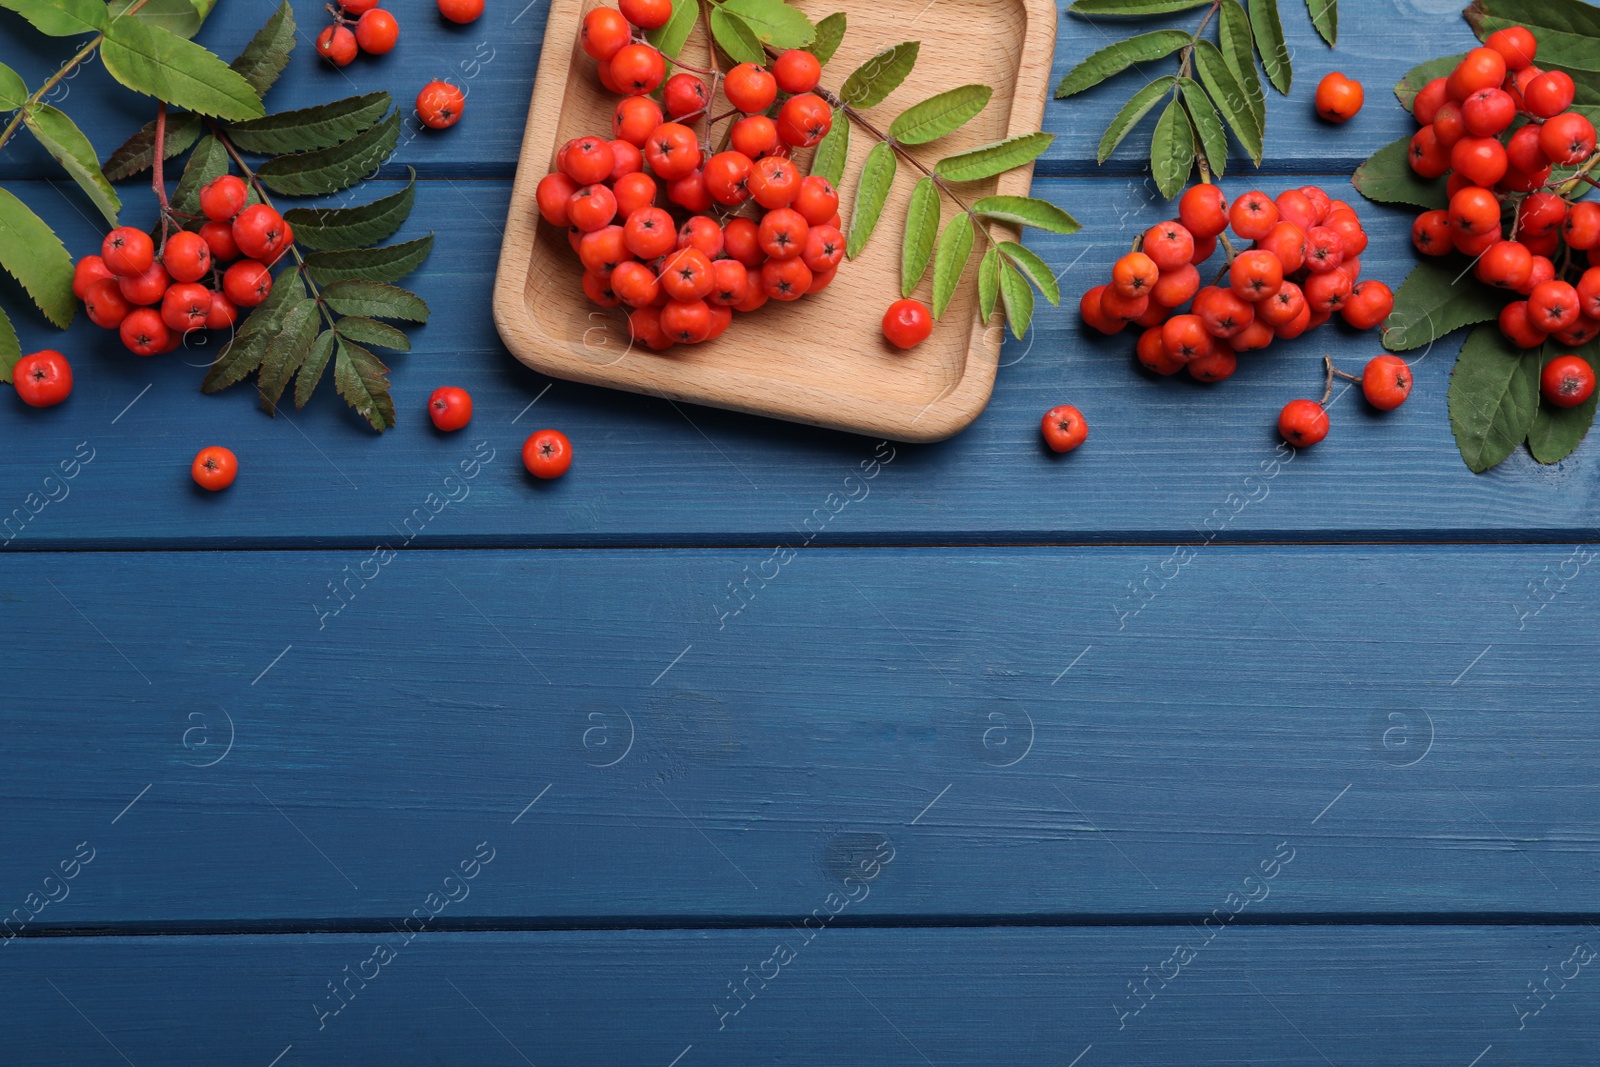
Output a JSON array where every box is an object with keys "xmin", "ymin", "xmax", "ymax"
[
  {"xmin": 0, "ymin": 0, "xmax": 1473, "ymax": 180},
  {"xmin": 3, "ymin": 927, "xmax": 1597, "ymax": 1064},
  {"xmin": 1, "ymin": 175, "xmax": 1595, "ymax": 549},
  {"xmin": 2, "ymin": 546, "xmax": 1597, "ymax": 926}
]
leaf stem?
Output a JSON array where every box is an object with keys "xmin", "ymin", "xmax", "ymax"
[
  {"xmin": 0, "ymin": 33, "xmax": 105, "ymax": 155},
  {"xmin": 152, "ymin": 103, "xmax": 172, "ymax": 249}
]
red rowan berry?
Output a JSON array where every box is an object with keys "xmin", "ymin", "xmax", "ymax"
[
  {"xmin": 1540, "ymin": 112, "xmax": 1596, "ymax": 166},
  {"xmin": 1362, "ymin": 354, "xmax": 1412, "ymax": 410},
  {"xmin": 199, "ymin": 175, "xmax": 248, "ymax": 222},
  {"xmin": 730, "ymin": 115, "xmax": 780, "ymax": 159},
  {"xmin": 1341, "ymin": 280, "xmax": 1394, "ymax": 330},
  {"xmin": 761, "ymin": 257, "xmax": 811, "ymax": 301},
  {"xmin": 1110, "ymin": 252, "xmax": 1158, "ymax": 299},
  {"xmin": 1228, "ymin": 249, "xmax": 1283, "ymax": 303},
  {"xmin": 72, "ymin": 255, "xmax": 115, "ymax": 300},
  {"xmin": 1135, "ymin": 325, "xmax": 1185, "ymax": 375},
  {"xmin": 1554, "ymin": 316, "xmax": 1600, "ymax": 347},
  {"xmin": 1160, "ymin": 313, "xmax": 1211, "ymax": 362},
  {"xmin": 1273, "ymin": 303, "xmax": 1313, "ymax": 340},
  {"xmin": 630, "ymin": 305, "xmax": 672, "ymax": 350},
  {"xmin": 1411, "ymin": 210, "xmax": 1452, "ymax": 256},
  {"xmin": 883, "ymin": 298, "xmax": 933, "ymax": 350},
  {"xmin": 582, "ymin": 7, "xmax": 630, "ymax": 61},
  {"xmin": 613, "ymin": 172, "xmax": 657, "ymax": 217},
  {"xmin": 523, "ymin": 430, "xmax": 572, "ymax": 479},
  {"xmin": 644, "ymin": 122, "xmax": 700, "ymax": 180},
  {"xmin": 232, "ymin": 204, "xmax": 292, "ymax": 263},
  {"xmin": 1229, "ymin": 191, "xmax": 1279, "ymax": 240},
  {"xmin": 437, "ymin": 0, "xmax": 482, "ymax": 22},
  {"xmin": 1192, "ymin": 285, "xmax": 1253, "ymax": 338},
  {"xmin": 118, "ymin": 261, "xmax": 170, "ymax": 306},
  {"xmin": 1142, "ymin": 221, "xmax": 1194, "ymax": 271},
  {"xmin": 1178, "ymin": 183, "xmax": 1228, "ymax": 238},
  {"xmin": 1040, "ymin": 405, "xmax": 1087, "ymax": 452},
  {"xmin": 1499, "ymin": 300, "xmax": 1547, "ymax": 349},
  {"xmin": 1303, "ymin": 269, "xmax": 1352, "ymax": 313},
  {"xmin": 624, "ymin": 206, "xmax": 676, "ymax": 259},
  {"xmin": 205, "ymin": 291, "xmax": 237, "ymax": 330},
  {"xmin": 614, "ymin": 97, "xmax": 664, "ymax": 147},
  {"xmin": 1451, "ymin": 136, "xmax": 1508, "ymax": 186},
  {"xmin": 581, "ymin": 268, "xmax": 621, "ymax": 308},
  {"xmin": 666, "ymin": 169, "xmax": 712, "ymax": 213},
  {"xmin": 567, "ymin": 184, "xmax": 618, "ymax": 232},
  {"xmin": 12, "ymin": 350, "xmax": 72, "ymax": 407},
  {"xmin": 1529, "ymin": 279, "xmax": 1582, "ymax": 331},
  {"xmin": 1449, "ymin": 186, "xmax": 1501, "ymax": 236},
  {"xmin": 223, "ymin": 259, "xmax": 273, "ymax": 307},
  {"xmin": 1413, "ymin": 77, "xmax": 1450, "ymax": 124},
  {"xmin": 1258, "ymin": 280, "xmax": 1306, "ymax": 327},
  {"xmin": 1565, "ymin": 202, "xmax": 1600, "ymax": 250},
  {"xmin": 1408, "ymin": 126, "xmax": 1451, "ymax": 178},
  {"xmin": 1189, "ymin": 347, "xmax": 1240, "ymax": 379},
  {"xmin": 1302, "ymin": 226, "xmax": 1345, "ymax": 273},
  {"xmin": 747, "ymin": 156, "xmax": 800, "ymax": 210},
  {"xmin": 1278, "ymin": 399, "xmax": 1329, "ymax": 447},
  {"xmin": 722, "ymin": 217, "xmax": 764, "ymax": 268},
  {"xmin": 157, "ymin": 231, "xmax": 209, "ymax": 285},
  {"xmin": 354, "ymin": 8, "xmax": 399, "ymax": 53},
  {"xmin": 1524, "ymin": 70, "xmax": 1576, "ymax": 118},
  {"xmin": 773, "ymin": 49, "xmax": 821, "ymax": 94},
  {"xmin": 577, "ymin": 225, "xmax": 629, "ymax": 274},
  {"xmin": 119, "ymin": 307, "xmax": 171, "ymax": 356},
  {"xmin": 161, "ymin": 282, "xmax": 212, "ymax": 333},
  {"xmin": 417, "ymin": 81, "xmax": 465, "ymax": 129},
  {"xmin": 661, "ymin": 298, "xmax": 712, "ymax": 343},
  {"xmin": 1542, "ymin": 354, "xmax": 1595, "ymax": 408},
  {"xmin": 703, "ymin": 151, "xmax": 753, "ymax": 206},
  {"xmin": 1100, "ymin": 285, "xmax": 1148, "ymax": 324},
  {"xmin": 1433, "ymin": 101, "xmax": 1465, "ymax": 149},
  {"xmin": 1314, "ymin": 72, "xmax": 1363, "ymax": 122},
  {"xmin": 83, "ymin": 278, "xmax": 132, "ymax": 329},
  {"xmin": 1486, "ymin": 25, "xmax": 1537, "ymax": 70},
  {"xmin": 660, "ymin": 247, "xmax": 715, "ymax": 301},
  {"xmin": 663, "ymin": 72, "xmax": 709, "ymax": 120},
  {"xmin": 776, "ymin": 93, "xmax": 831, "ymax": 148},
  {"xmin": 609, "ymin": 43, "xmax": 667, "ymax": 95},
  {"xmin": 1475, "ymin": 239, "xmax": 1533, "ymax": 290},
  {"xmin": 1462, "ymin": 87, "xmax": 1515, "ymax": 137},
  {"xmin": 725, "ymin": 63, "xmax": 778, "ymax": 114},
  {"xmin": 709, "ymin": 258, "xmax": 749, "ymax": 307},
  {"xmin": 1150, "ymin": 263, "xmax": 1200, "ymax": 308},
  {"xmin": 537, "ymin": 172, "xmax": 580, "ymax": 226},
  {"xmin": 793, "ymin": 175, "xmax": 839, "ymax": 227},
  {"xmin": 102, "ymin": 226, "xmax": 154, "ymax": 277}
]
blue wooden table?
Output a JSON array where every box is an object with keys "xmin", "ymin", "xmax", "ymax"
[{"xmin": 3, "ymin": 0, "xmax": 1598, "ymax": 1063}]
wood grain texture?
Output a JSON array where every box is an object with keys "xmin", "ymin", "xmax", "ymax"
[
  {"xmin": 0, "ymin": 0, "xmax": 1470, "ymax": 181},
  {"xmin": 5, "ymin": 927, "xmax": 1598, "ymax": 1064},
  {"xmin": 2, "ymin": 175, "xmax": 1597, "ymax": 549},
  {"xmin": 3, "ymin": 547, "xmax": 1597, "ymax": 926},
  {"xmin": 494, "ymin": 0, "xmax": 1056, "ymax": 441}
]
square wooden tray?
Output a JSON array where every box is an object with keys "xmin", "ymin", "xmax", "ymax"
[{"xmin": 494, "ymin": 0, "xmax": 1057, "ymax": 442}]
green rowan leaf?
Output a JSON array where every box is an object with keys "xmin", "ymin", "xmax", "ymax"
[
  {"xmin": 998, "ymin": 259, "xmax": 1034, "ymax": 340},
  {"xmin": 202, "ymin": 271, "xmax": 302, "ymax": 393},
  {"xmin": 255, "ymin": 109, "xmax": 400, "ymax": 195},
  {"xmin": 1178, "ymin": 77, "xmax": 1227, "ymax": 178},
  {"xmin": 226, "ymin": 92, "xmax": 390, "ymax": 155},
  {"xmin": 720, "ymin": 0, "xmax": 815, "ymax": 47},
  {"xmin": 335, "ymin": 315, "xmax": 410, "ymax": 351},
  {"xmin": 304, "ymin": 233, "xmax": 434, "ymax": 285},
  {"xmin": 936, "ymin": 132, "xmax": 1054, "ymax": 181},
  {"xmin": 810, "ymin": 109, "xmax": 849, "ymax": 186},
  {"xmin": 1306, "ymin": 0, "xmax": 1337, "ymax": 45},
  {"xmin": 978, "ymin": 247, "xmax": 1001, "ymax": 323},
  {"xmin": 1217, "ymin": 0, "xmax": 1265, "ymax": 130},
  {"xmin": 1448, "ymin": 323, "xmax": 1539, "ymax": 472},
  {"xmin": 971, "ymin": 195, "xmax": 1080, "ymax": 234},
  {"xmin": 1097, "ymin": 76, "xmax": 1175, "ymax": 162},
  {"xmin": 889, "ymin": 85, "xmax": 992, "ymax": 145},
  {"xmin": 998, "ymin": 241, "xmax": 1060, "ymax": 305},
  {"xmin": 168, "ymin": 133, "xmax": 228, "ymax": 220},
  {"xmin": 230, "ymin": 0, "xmax": 296, "ymax": 96},
  {"xmin": 1353, "ymin": 135, "xmax": 1446, "ymax": 210},
  {"xmin": 1383, "ymin": 260, "xmax": 1501, "ymax": 353},
  {"xmin": 284, "ymin": 173, "xmax": 415, "ymax": 251},
  {"xmin": 101, "ymin": 17, "xmax": 265, "ymax": 120},
  {"xmin": 841, "ymin": 41, "xmax": 919, "ymax": 108},
  {"xmin": 24, "ymin": 105, "xmax": 121, "ymax": 225},
  {"xmin": 647, "ymin": 0, "xmax": 700, "ymax": 70},
  {"xmin": 0, "ymin": 0, "xmax": 105, "ymax": 38},
  {"xmin": 1055, "ymin": 29, "xmax": 1191, "ymax": 98},
  {"xmin": 0, "ymin": 307, "xmax": 20, "ymax": 384},
  {"xmin": 0, "ymin": 62, "xmax": 26, "ymax": 110},
  {"xmin": 811, "ymin": 11, "xmax": 846, "ymax": 65},
  {"xmin": 930, "ymin": 211, "xmax": 974, "ymax": 320},
  {"xmin": 1149, "ymin": 96, "xmax": 1195, "ymax": 199},
  {"xmin": 1068, "ymin": 0, "xmax": 1211, "ymax": 14},
  {"xmin": 846, "ymin": 141, "xmax": 895, "ymax": 259},
  {"xmin": 0, "ymin": 187, "xmax": 75, "ymax": 329},
  {"xmin": 257, "ymin": 298, "xmax": 320, "ymax": 414},
  {"xmin": 101, "ymin": 111, "xmax": 202, "ymax": 182},
  {"xmin": 333, "ymin": 336, "xmax": 395, "ymax": 432},
  {"xmin": 108, "ymin": 0, "xmax": 207, "ymax": 38},
  {"xmin": 901, "ymin": 177, "xmax": 940, "ymax": 298},
  {"xmin": 294, "ymin": 329, "xmax": 337, "ymax": 410},
  {"xmin": 1248, "ymin": 0, "xmax": 1292, "ymax": 94},
  {"xmin": 1396, "ymin": 54, "xmax": 1462, "ymax": 112},
  {"xmin": 1194, "ymin": 40, "xmax": 1262, "ymax": 164},
  {"xmin": 710, "ymin": 7, "xmax": 766, "ymax": 65},
  {"xmin": 319, "ymin": 280, "xmax": 430, "ymax": 322}
]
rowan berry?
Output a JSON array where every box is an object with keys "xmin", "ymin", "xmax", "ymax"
[
  {"xmin": 747, "ymin": 156, "xmax": 800, "ymax": 209},
  {"xmin": 1302, "ymin": 269, "xmax": 1352, "ymax": 313},
  {"xmin": 1161, "ymin": 313, "xmax": 1211, "ymax": 362},
  {"xmin": 1361, "ymin": 354, "xmax": 1412, "ymax": 410},
  {"xmin": 1501, "ymin": 162, "xmax": 1552, "ymax": 194},
  {"xmin": 72, "ymin": 255, "xmax": 114, "ymax": 299},
  {"xmin": 565, "ymin": 184, "xmax": 616, "ymax": 233},
  {"xmin": 1450, "ymin": 136, "xmax": 1508, "ymax": 187},
  {"xmin": 1077, "ymin": 284, "xmax": 1121, "ymax": 334},
  {"xmin": 1449, "ymin": 186, "xmax": 1501, "ymax": 236},
  {"xmin": 643, "ymin": 122, "xmax": 699, "ymax": 179},
  {"xmin": 1529, "ymin": 279, "xmax": 1582, "ymax": 331},
  {"xmin": 183, "ymin": 446, "xmax": 238, "ymax": 491},
  {"xmin": 1224, "ymin": 249, "xmax": 1280, "ymax": 303},
  {"xmin": 437, "ymin": 0, "xmax": 481, "ymax": 21},
  {"xmin": 1414, "ymin": 77, "xmax": 1450, "ymax": 124},
  {"xmin": 1278, "ymin": 399, "xmax": 1329, "ymax": 447},
  {"xmin": 1150, "ymin": 263, "xmax": 1200, "ymax": 307},
  {"xmin": 664, "ymin": 72, "xmax": 709, "ymax": 119},
  {"xmin": 1462, "ymin": 87, "xmax": 1515, "ymax": 137},
  {"xmin": 1141, "ymin": 221, "xmax": 1194, "ymax": 271},
  {"xmin": 629, "ymin": 306, "xmax": 672, "ymax": 350},
  {"xmin": 1408, "ymin": 126, "xmax": 1451, "ymax": 179},
  {"xmin": 1341, "ymin": 280, "xmax": 1394, "ymax": 330},
  {"xmin": 1522, "ymin": 253, "xmax": 1558, "ymax": 295},
  {"xmin": 578, "ymin": 225, "xmax": 629, "ymax": 274},
  {"xmin": 537, "ymin": 172, "xmax": 580, "ymax": 226},
  {"xmin": 343, "ymin": 0, "xmax": 380, "ymax": 15},
  {"xmin": 768, "ymin": 49, "xmax": 820, "ymax": 95},
  {"xmin": 1486, "ymin": 25, "xmax": 1537, "ymax": 70},
  {"xmin": 725, "ymin": 62, "xmax": 778, "ymax": 114},
  {"xmin": 1523, "ymin": 70, "xmax": 1575, "ymax": 118},
  {"xmin": 1539, "ymin": 111, "xmax": 1596, "ymax": 167},
  {"xmin": 761, "ymin": 257, "xmax": 811, "ymax": 301},
  {"xmin": 559, "ymin": 136, "xmax": 613, "ymax": 185},
  {"xmin": 776, "ymin": 93, "xmax": 831, "ymax": 148},
  {"xmin": 11, "ymin": 350, "xmax": 72, "ymax": 407},
  {"xmin": 1314, "ymin": 71, "xmax": 1363, "ymax": 122},
  {"xmin": 581, "ymin": 268, "xmax": 621, "ymax": 307},
  {"xmin": 1554, "ymin": 316, "xmax": 1600, "ymax": 347},
  {"xmin": 199, "ymin": 220, "xmax": 240, "ymax": 264},
  {"xmin": 582, "ymin": 7, "xmax": 630, "ymax": 60},
  {"xmin": 316, "ymin": 24, "xmax": 358, "ymax": 65},
  {"xmin": 793, "ymin": 175, "xmax": 840, "ymax": 227},
  {"xmin": 1135, "ymin": 325, "xmax": 1184, "ymax": 375},
  {"xmin": 1257, "ymin": 221, "xmax": 1307, "ymax": 273},
  {"xmin": 1564, "ymin": 202, "xmax": 1600, "ymax": 250},
  {"xmin": 623, "ymin": 206, "xmax": 675, "ymax": 259},
  {"xmin": 1228, "ymin": 191, "xmax": 1279, "ymax": 240},
  {"xmin": 1432, "ymin": 101, "xmax": 1465, "ymax": 149},
  {"xmin": 707, "ymin": 279, "xmax": 739, "ymax": 319},
  {"xmin": 1455, "ymin": 227, "xmax": 1499, "ymax": 257},
  {"xmin": 802, "ymin": 224, "xmax": 844, "ymax": 273},
  {"xmin": 608, "ymin": 140, "xmax": 644, "ymax": 182},
  {"xmin": 417, "ymin": 81, "xmax": 465, "ymax": 129},
  {"xmin": 1301, "ymin": 226, "xmax": 1345, "ymax": 273},
  {"xmin": 666, "ymin": 169, "xmax": 712, "ymax": 213},
  {"xmin": 521, "ymin": 429, "xmax": 572, "ymax": 479},
  {"xmin": 610, "ymin": 43, "xmax": 666, "ymax": 95},
  {"xmin": 199, "ymin": 174, "xmax": 248, "ymax": 223},
  {"xmin": 119, "ymin": 307, "xmax": 170, "ymax": 356},
  {"xmin": 878, "ymin": 298, "xmax": 932, "ymax": 350},
  {"xmin": 1516, "ymin": 191, "xmax": 1566, "ymax": 242},
  {"xmin": 1193, "ymin": 285, "xmax": 1253, "ymax": 338},
  {"xmin": 1505, "ymin": 64, "xmax": 1541, "ymax": 111},
  {"xmin": 1100, "ymin": 285, "xmax": 1148, "ymax": 324},
  {"xmin": 1499, "ymin": 300, "xmax": 1547, "ymax": 348},
  {"xmin": 1110, "ymin": 251, "xmax": 1159, "ymax": 299},
  {"xmin": 354, "ymin": 8, "xmax": 399, "ymax": 53},
  {"xmin": 730, "ymin": 115, "xmax": 780, "ymax": 159},
  {"xmin": 160, "ymin": 282, "xmax": 211, "ymax": 333},
  {"xmin": 1189, "ymin": 347, "xmax": 1240, "ymax": 379},
  {"xmin": 118, "ymin": 260, "xmax": 170, "ymax": 306},
  {"xmin": 1258, "ymin": 280, "xmax": 1306, "ymax": 327},
  {"xmin": 82, "ymin": 278, "xmax": 132, "ymax": 328},
  {"xmin": 1475, "ymin": 239, "xmax": 1533, "ymax": 290},
  {"xmin": 613, "ymin": 172, "xmax": 657, "ymax": 218},
  {"xmin": 232, "ymin": 204, "xmax": 292, "ymax": 263},
  {"xmin": 722, "ymin": 217, "xmax": 765, "ymax": 268},
  {"xmin": 223, "ymin": 259, "xmax": 273, "ymax": 307},
  {"xmin": 619, "ymin": 0, "xmax": 673, "ymax": 29},
  {"xmin": 1449, "ymin": 47, "xmax": 1508, "ymax": 100},
  {"xmin": 205, "ymin": 291, "xmax": 237, "ymax": 330},
  {"xmin": 733, "ymin": 284, "xmax": 769, "ymax": 314},
  {"xmin": 658, "ymin": 247, "xmax": 713, "ymax": 301},
  {"xmin": 613, "ymin": 98, "xmax": 663, "ymax": 148},
  {"xmin": 702, "ymin": 151, "xmax": 753, "ymax": 206},
  {"xmin": 102, "ymin": 226, "xmax": 154, "ymax": 277},
  {"xmin": 1176, "ymin": 183, "xmax": 1228, "ymax": 238},
  {"xmin": 1542, "ymin": 354, "xmax": 1595, "ymax": 408},
  {"xmin": 1273, "ymin": 303, "xmax": 1313, "ymax": 340},
  {"xmin": 1268, "ymin": 190, "xmax": 1314, "ymax": 233},
  {"xmin": 659, "ymin": 298, "xmax": 710, "ymax": 343},
  {"xmin": 704, "ymin": 258, "xmax": 747, "ymax": 307}
]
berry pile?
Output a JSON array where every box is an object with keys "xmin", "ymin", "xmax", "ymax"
[
  {"xmin": 74, "ymin": 175, "xmax": 291, "ymax": 357},
  {"xmin": 1080, "ymin": 182, "xmax": 1393, "ymax": 385},
  {"xmin": 1406, "ymin": 26, "xmax": 1600, "ymax": 352},
  {"xmin": 537, "ymin": 0, "xmax": 845, "ymax": 350}
]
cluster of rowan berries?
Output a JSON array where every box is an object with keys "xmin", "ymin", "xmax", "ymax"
[
  {"xmin": 536, "ymin": 0, "xmax": 843, "ymax": 349},
  {"xmin": 1081, "ymin": 183, "xmax": 1393, "ymax": 387},
  {"xmin": 72, "ymin": 174, "xmax": 289, "ymax": 356},
  {"xmin": 314, "ymin": 0, "xmax": 402, "ymax": 66},
  {"xmin": 1407, "ymin": 26, "xmax": 1600, "ymax": 365}
]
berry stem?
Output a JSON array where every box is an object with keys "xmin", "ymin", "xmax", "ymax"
[
  {"xmin": 1321, "ymin": 354, "xmax": 1337, "ymax": 406},
  {"xmin": 1217, "ymin": 230, "xmax": 1238, "ymax": 264},
  {"xmin": 152, "ymin": 102, "xmax": 172, "ymax": 250}
]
